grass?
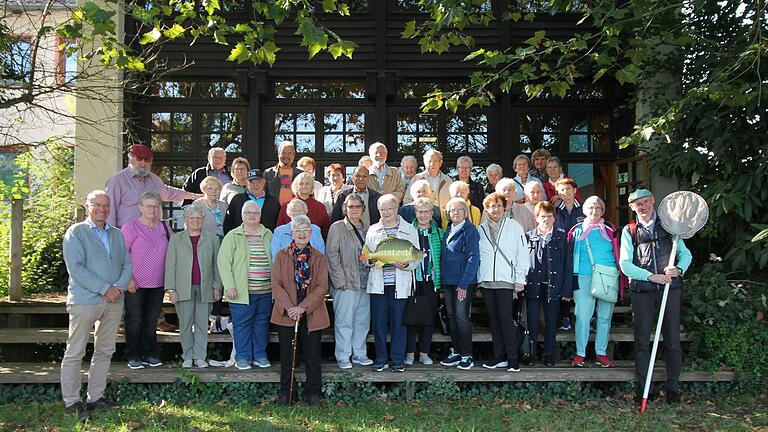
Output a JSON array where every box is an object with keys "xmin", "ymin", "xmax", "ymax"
[{"xmin": 0, "ymin": 396, "xmax": 766, "ymax": 432}]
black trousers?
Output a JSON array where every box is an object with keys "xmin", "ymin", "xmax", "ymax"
[
  {"xmin": 277, "ymin": 320, "xmax": 323, "ymax": 397},
  {"xmin": 525, "ymin": 297, "xmax": 560, "ymax": 358},
  {"xmin": 443, "ymin": 284, "xmax": 474, "ymax": 356},
  {"xmin": 406, "ymin": 281, "xmax": 438, "ymax": 354},
  {"xmin": 482, "ymin": 288, "xmax": 519, "ymax": 362},
  {"xmin": 631, "ymin": 288, "xmax": 683, "ymax": 392},
  {"xmin": 124, "ymin": 287, "xmax": 164, "ymax": 360}
]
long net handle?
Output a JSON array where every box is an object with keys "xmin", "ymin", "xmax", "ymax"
[{"xmin": 640, "ymin": 236, "xmax": 679, "ymax": 413}]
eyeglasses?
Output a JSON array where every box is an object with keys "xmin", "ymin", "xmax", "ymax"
[
  {"xmin": 379, "ymin": 207, "xmax": 397, "ymax": 212},
  {"xmin": 416, "ymin": 210, "xmax": 433, "ymax": 215},
  {"xmin": 141, "ymin": 204, "xmax": 161, "ymax": 209},
  {"xmin": 346, "ymin": 205, "xmax": 363, "ymax": 209},
  {"xmin": 448, "ymin": 208, "xmax": 465, "ymax": 214},
  {"xmin": 243, "ymin": 211, "xmax": 260, "ymax": 216},
  {"xmin": 292, "ymin": 228, "xmax": 311, "ymax": 233}
]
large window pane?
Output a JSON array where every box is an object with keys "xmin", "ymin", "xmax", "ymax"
[
  {"xmin": 568, "ymin": 114, "xmax": 611, "ymax": 153},
  {"xmin": 447, "ymin": 113, "xmax": 488, "ymax": 154},
  {"xmin": 148, "ymin": 81, "xmax": 238, "ymax": 98},
  {"xmin": 518, "ymin": 113, "xmax": 561, "ymax": 153},
  {"xmin": 274, "ymin": 82, "xmax": 365, "ymax": 99},
  {"xmin": 397, "ymin": 113, "xmax": 438, "ymax": 154},
  {"xmin": 322, "ymin": 112, "xmax": 366, "ymax": 153},
  {"xmin": 274, "ymin": 113, "xmax": 316, "ymax": 152}
]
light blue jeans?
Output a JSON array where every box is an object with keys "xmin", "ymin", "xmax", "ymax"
[{"xmin": 574, "ymin": 275, "xmax": 615, "ymax": 357}]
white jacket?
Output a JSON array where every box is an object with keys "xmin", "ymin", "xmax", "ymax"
[
  {"xmin": 365, "ymin": 216, "xmax": 420, "ymax": 299},
  {"xmin": 477, "ymin": 217, "xmax": 530, "ymax": 285}
]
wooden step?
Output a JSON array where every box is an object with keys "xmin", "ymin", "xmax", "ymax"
[
  {"xmin": 0, "ymin": 361, "xmax": 734, "ymax": 385},
  {"xmin": 0, "ymin": 327, "xmax": 690, "ymax": 344}
]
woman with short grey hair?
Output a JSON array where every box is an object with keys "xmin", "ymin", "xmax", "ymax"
[
  {"xmin": 326, "ymin": 193, "xmax": 373, "ymax": 369},
  {"xmin": 165, "ymin": 204, "xmax": 222, "ymax": 368},
  {"xmin": 485, "ymin": 163, "xmax": 503, "ymax": 195}
]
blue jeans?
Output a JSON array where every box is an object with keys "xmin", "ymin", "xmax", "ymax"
[
  {"xmin": 370, "ymin": 285, "xmax": 407, "ymax": 366},
  {"xmin": 229, "ymin": 292, "xmax": 272, "ymax": 362}
]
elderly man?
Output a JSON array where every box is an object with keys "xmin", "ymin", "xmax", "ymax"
[
  {"xmin": 105, "ymin": 144, "xmax": 200, "ymax": 228},
  {"xmin": 454, "ymin": 155, "xmax": 485, "ymax": 210},
  {"xmin": 225, "ymin": 169, "xmax": 281, "ymax": 233},
  {"xmin": 367, "ymin": 142, "xmax": 406, "ymax": 204},
  {"xmin": 408, "ymin": 149, "xmax": 453, "ymax": 209},
  {"xmin": 182, "ymin": 147, "xmax": 232, "ymax": 205},
  {"xmin": 332, "ymin": 165, "xmax": 382, "ymax": 226},
  {"xmin": 271, "ymin": 199, "xmax": 326, "ymax": 256},
  {"xmin": 619, "ymin": 187, "xmax": 692, "ymax": 405},
  {"xmin": 264, "ymin": 141, "xmax": 302, "ymax": 206},
  {"xmin": 61, "ymin": 190, "xmax": 133, "ymax": 419}
]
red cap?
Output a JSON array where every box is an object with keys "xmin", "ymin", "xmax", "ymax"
[{"xmin": 128, "ymin": 144, "xmax": 153, "ymax": 160}]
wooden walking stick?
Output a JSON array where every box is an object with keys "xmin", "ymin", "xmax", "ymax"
[{"xmin": 288, "ymin": 319, "xmax": 300, "ymax": 404}]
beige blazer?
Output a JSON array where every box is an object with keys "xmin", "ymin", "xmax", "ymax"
[
  {"xmin": 326, "ymin": 218, "xmax": 369, "ymax": 290},
  {"xmin": 368, "ymin": 164, "xmax": 406, "ymax": 204}
]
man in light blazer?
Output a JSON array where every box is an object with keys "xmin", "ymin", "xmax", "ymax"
[{"xmin": 61, "ymin": 190, "xmax": 133, "ymax": 419}]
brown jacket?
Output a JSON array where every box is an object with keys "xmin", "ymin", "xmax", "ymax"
[{"xmin": 270, "ymin": 246, "xmax": 331, "ymax": 332}]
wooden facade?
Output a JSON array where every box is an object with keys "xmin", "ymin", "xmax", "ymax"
[{"xmin": 124, "ymin": 0, "xmax": 640, "ymax": 221}]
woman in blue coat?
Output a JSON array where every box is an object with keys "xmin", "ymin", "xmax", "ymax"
[
  {"xmin": 439, "ymin": 198, "xmax": 480, "ymax": 370},
  {"xmin": 525, "ymin": 201, "xmax": 573, "ymax": 367}
]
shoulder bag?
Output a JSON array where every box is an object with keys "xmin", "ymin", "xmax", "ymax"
[{"xmin": 584, "ymin": 235, "xmax": 619, "ymax": 303}]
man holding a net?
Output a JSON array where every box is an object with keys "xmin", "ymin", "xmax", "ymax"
[{"xmin": 619, "ymin": 187, "xmax": 693, "ymax": 405}]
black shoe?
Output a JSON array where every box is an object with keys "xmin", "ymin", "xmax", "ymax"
[
  {"xmin": 64, "ymin": 401, "xmax": 90, "ymax": 420},
  {"xmin": 86, "ymin": 398, "xmax": 115, "ymax": 412},
  {"xmin": 306, "ymin": 394, "xmax": 323, "ymax": 406},
  {"xmin": 666, "ymin": 390, "xmax": 680, "ymax": 404},
  {"xmin": 544, "ymin": 355, "xmax": 555, "ymax": 367},
  {"xmin": 523, "ymin": 357, "xmax": 536, "ymax": 366}
]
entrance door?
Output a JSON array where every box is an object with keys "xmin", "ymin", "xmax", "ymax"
[{"xmin": 610, "ymin": 155, "xmax": 649, "ymax": 226}]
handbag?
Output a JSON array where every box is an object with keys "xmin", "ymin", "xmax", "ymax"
[
  {"xmin": 403, "ymin": 277, "xmax": 434, "ymax": 327},
  {"xmin": 585, "ymin": 236, "xmax": 620, "ymax": 303},
  {"xmin": 437, "ymin": 301, "xmax": 450, "ymax": 335},
  {"xmin": 517, "ymin": 310, "xmax": 534, "ymax": 362}
]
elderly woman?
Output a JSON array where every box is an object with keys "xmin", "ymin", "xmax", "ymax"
[
  {"xmin": 366, "ymin": 194, "xmax": 420, "ymax": 372},
  {"xmin": 522, "ymin": 181, "xmax": 545, "ymax": 219},
  {"xmin": 272, "ymin": 199, "xmax": 326, "ymax": 257},
  {"xmin": 398, "ymin": 179, "xmax": 441, "ymax": 226},
  {"xmin": 512, "ymin": 154, "xmax": 543, "ymax": 203},
  {"xmin": 485, "ymin": 178, "xmax": 535, "ymax": 232},
  {"xmin": 442, "ymin": 181, "xmax": 481, "ymax": 229},
  {"xmin": 400, "ymin": 155, "xmax": 418, "ymax": 196},
  {"xmin": 194, "ymin": 176, "xmax": 228, "ymax": 241},
  {"xmin": 525, "ymin": 201, "xmax": 572, "ymax": 367},
  {"xmin": 296, "ymin": 156, "xmax": 324, "ymax": 198},
  {"xmin": 121, "ymin": 191, "xmax": 170, "ymax": 369},
  {"xmin": 476, "ymin": 192, "xmax": 529, "ymax": 372},
  {"xmin": 439, "ymin": 197, "xmax": 480, "ymax": 370},
  {"xmin": 317, "ymin": 163, "xmax": 351, "ymax": 216},
  {"xmin": 165, "ymin": 204, "xmax": 222, "ymax": 368},
  {"xmin": 271, "ymin": 215, "xmax": 330, "ymax": 405},
  {"xmin": 404, "ymin": 197, "xmax": 444, "ymax": 366},
  {"xmin": 485, "ymin": 163, "xmax": 503, "ymax": 196},
  {"xmin": 567, "ymin": 196, "xmax": 623, "ymax": 368},
  {"xmin": 276, "ymin": 172, "xmax": 330, "ymax": 238},
  {"xmin": 326, "ymin": 194, "xmax": 373, "ymax": 369},
  {"xmin": 220, "ymin": 157, "xmax": 250, "ymax": 204},
  {"xmin": 218, "ymin": 200, "xmax": 274, "ymax": 370}
]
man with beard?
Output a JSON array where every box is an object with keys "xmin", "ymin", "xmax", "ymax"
[{"xmin": 105, "ymin": 144, "xmax": 200, "ymax": 228}]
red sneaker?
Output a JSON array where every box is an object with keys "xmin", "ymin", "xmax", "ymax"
[
  {"xmin": 595, "ymin": 355, "xmax": 615, "ymax": 368},
  {"xmin": 571, "ymin": 355, "xmax": 585, "ymax": 367}
]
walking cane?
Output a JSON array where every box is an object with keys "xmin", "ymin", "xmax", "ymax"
[
  {"xmin": 288, "ymin": 319, "xmax": 300, "ymax": 404},
  {"xmin": 639, "ymin": 191, "xmax": 708, "ymax": 413}
]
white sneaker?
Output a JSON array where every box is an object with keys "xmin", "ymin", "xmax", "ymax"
[
  {"xmin": 181, "ymin": 359, "xmax": 193, "ymax": 368},
  {"xmin": 194, "ymin": 359, "xmax": 209, "ymax": 368},
  {"xmin": 351, "ymin": 356, "xmax": 374, "ymax": 366},
  {"xmin": 419, "ymin": 353, "xmax": 434, "ymax": 365},
  {"xmin": 404, "ymin": 353, "xmax": 415, "ymax": 366},
  {"xmin": 337, "ymin": 359, "xmax": 353, "ymax": 369},
  {"xmin": 253, "ymin": 358, "xmax": 271, "ymax": 368}
]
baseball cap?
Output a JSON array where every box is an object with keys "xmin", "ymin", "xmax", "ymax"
[
  {"xmin": 247, "ymin": 169, "xmax": 264, "ymax": 180},
  {"xmin": 128, "ymin": 144, "xmax": 153, "ymax": 160},
  {"xmin": 628, "ymin": 187, "xmax": 652, "ymax": 203}
]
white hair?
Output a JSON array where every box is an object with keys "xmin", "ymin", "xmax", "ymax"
[
  {"xmin": 524, "ymin": 181, "xmax": 543, "ymax": 194},
  {"xmin": 486, "ymin": 163, "xmax": 503, "ymax": 176},
  {"xmin": 495, "ymin": 177, "xmax": 516, "ymax": 194},
  {"xmin": 241, "ymin": 200, "xmax": 261, "ymax": 217},
  {"xmin": 456, "ymin": 155, "xmax": 473, "ymax": 168},
  {"xmin": 409, "ymin": 179, "xmax": 433, "ymax": 200},
  {"xmin": 208, "ymin": 147, "xmax": 225, "ymax": 157},
  {"xmin": 85, "ymin": 189, "xmax": 109, "ymax": 206}
]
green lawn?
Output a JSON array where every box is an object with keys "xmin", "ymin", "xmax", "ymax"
[{"xmin": 0, "ymin": 397, "xmax": 766, "ymax": 432}]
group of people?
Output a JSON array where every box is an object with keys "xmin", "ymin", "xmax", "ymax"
[{"xmin": 60, "ymin": 141, "xmax": 693, "ymax": 417}]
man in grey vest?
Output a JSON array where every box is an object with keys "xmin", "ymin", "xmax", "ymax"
[{"xmin": 619, "ymin": 187, "xmax": 692, "ymax": 405}]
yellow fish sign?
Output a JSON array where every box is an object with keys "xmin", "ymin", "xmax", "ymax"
[{"xmin": 360, "ymin": 236, "xmax": 426, "ymax": 268}]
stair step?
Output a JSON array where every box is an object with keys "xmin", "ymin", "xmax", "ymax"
[
  {"xmin": 0, "ymin": 361, "xmax": 734, "ymax": 384},
  {"xmin": 0, "ymin": 327, "xmax": 689, "ymax": 344}
]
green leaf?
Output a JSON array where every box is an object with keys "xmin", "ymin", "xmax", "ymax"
[
  {"xmin": 296, "ymin": 20, "xmax": 328, "ymax": 59},
  {"xmin": 402, "ymin": 20, "xmax": 418, "ymax": 39},
  {"xmin": 322, "ymin": 0, "xmax": 336, "ymax": 12},
  {"xmin": 464, "ymin": 48, "xmax": 485, "ymax": 62},
  {"xmin": 445, "ymin": 98, "xmax": 460, "ymax": 113},
  {"xmin": 234, "ymin": 23, "xmax": 253, "ymax": 33},
  {"xmin": 139, "ymin": 27, "xmax": 162, "ymax": 45},
  {"xmin": 226, "ymin": 41, "xmax": 251, "ymax": 63},
  {"xmin": 203, "ymin": 0, "xmax": 220, "ymax": 15},
  {"xmin": 328, "ymin": 40, "xmax": 357, "ymax": 59},
  {"xmin": 525, "ymin": 30, "xmax": 546, "ymax": 47},
  {"xmin": 163, "ymin": 24, "xmax": 185, "ymax": 40},
  {"xmin": 254, "ymin": 41, "xmax": 280, "ymax": 66},
  {"xmin": 752, "ymin": 228, "xmax": 768, "ymax": 243}
]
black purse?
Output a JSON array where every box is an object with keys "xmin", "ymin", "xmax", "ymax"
[
  {"xmin": 437, "ymin": 301, "xmax": 450, "ymax": 335},
  {"xmin": 404, "ymin": 281, "xmax": 434, "ymax": 327},
  {"xmin": 517, "ymin": 310, "xmax": 535, "ymax": 362}
]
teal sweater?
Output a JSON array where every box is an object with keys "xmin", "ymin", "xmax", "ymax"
[{"xmin": 412, "ymin": 219, "xmax": 444, "ymax": 292}]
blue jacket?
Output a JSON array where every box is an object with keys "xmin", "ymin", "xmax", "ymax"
[
  {"xmin": 525, "ymin": 227, "xmax": 573, "ymax": 301},
  {"xmin": 441, "ymin": 222, "xmax": 480, "ymax": 289}
]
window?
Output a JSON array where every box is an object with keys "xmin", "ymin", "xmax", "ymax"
[
  {"xmin": 1, "ymin": 37, "xmax": 32, "ymax": 83},
  {"xmin": 447, "ymin": 113, "xmax": 488, "ymax": 153},
  {"xmin": 396, "ymin": 111, "xmax": 489, "ymax": 156},
  {"xmin": 57, "ymin": 39, "xmax": 77, "ymax": 85},
  {"xmin": 568, "ymin": 114, "xmax": 611, "ymax": 153},
  {"xmin": 274, "ymin": 111, "xmax": 367, "ymax": 154},
  {"xmin": 518, "ymin": 113, "xmax": 561, "ymax": 153},
  {"xmin": 148, "ymin": 80, "xmax": 239, "ymax": 98},
  {"xmin": 274, "ymin": 81, "xmax": 365, "ymax": 99},
  {"xmin": 151, "ymin": 112, "xmax": 193, "ymax": 154},
  {"xmin": 396, "ymin": 113, "xmax": 439, "ymax": 155},
  {"xmin": 201, "ymin": 112, "xmax": 243, "ymax": 153}
]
